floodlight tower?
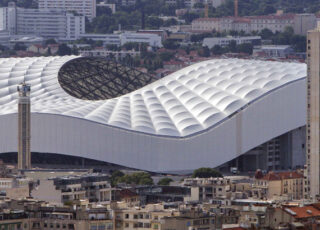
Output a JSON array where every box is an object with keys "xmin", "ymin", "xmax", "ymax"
[{"xmin": 17, "ymin": 82, "xmax": 31, "ymax": 170}]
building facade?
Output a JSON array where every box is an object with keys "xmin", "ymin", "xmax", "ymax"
[
  {"xmin": 38, "ymin": 0, "xmax": 96, "ymax": 20},
  {"xmin": 192, "ymin": 13, "xmax": 316, "ymax": 35},
  {"xmin": 0, "ymin": 3, "xmax": 85, "ymax": 40},
  {"xmin": 306, "ymin": 23, "xmax": 320, "ymax": 200}
]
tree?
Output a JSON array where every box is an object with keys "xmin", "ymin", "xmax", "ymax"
[
  {"xmin": 57, "ymin": 44, "xmax": 72, "ymax": 56},
  {"xmin": 228, "ymin": 40, "xmax": 237, "ymax": 53},
  {"xmin": 237, "ymin": 43, "xmax": 253, "ymax": 54},
  {"xmin": 13, "ymin": 43, "xmax": 26, "ymax": 51},
  {"xmin": 45, "ymin": 39, "xmax": 57, "ymax": 45},
  {"xmin": 198, "ymin": 46, "xmax": 210, "ymax": 57},
  {"xmin": 260, "ymin": 28, "xmax": 274, "ymax": 40},
  {"xmin": 157, "ymin": 178, "xmax": 173, "ymax": 186},
  {"xmin": 163, "ymin": 40, "xmax": 180, "ymax": 50},
  {"xmin": 211, "ymin": 45, "xmax": 224, "ymax": 55},
  {"xmin": 192, "ymin": 168, "xmax": 223, "ymax": 178},
  {"xmin": 159, "ymin": 51, "xmax": 174, "ymax": 61},
  {"xmin": 115, "ymin": 172, "xmax": 154, "ymax": 186},
  {"xmin": 110, "ymin": 170, "xmax": 125, "ymax": 187}
]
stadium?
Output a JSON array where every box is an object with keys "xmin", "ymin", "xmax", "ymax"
[{"xmin": 0, "ymin": 56, "xmax": 306, "ymax": 172}]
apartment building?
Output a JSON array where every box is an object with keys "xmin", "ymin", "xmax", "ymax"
[
  {"xmin": 203, "ymin": 36, "xmax": 261, "ymax": 48},
  {"xmin": 38, "ymin": 0, "xmax": 96, "ymax": 20},
  {"xmin": 0, "ymin": 2, "xmax": 85, "ymax": 40},
  {"xmin": 184, "ymin": 177, "xmax": 231, "ymax": 202},
  {"xmin": 32, "ymin": 173, "xmax": 114, "ymax": 204},
  {"xmin": 80, "ymin": 32, "xmax": 163, "ymax": 47},
  {"xmin": 192, "ymin": 13, "xmax": 316, "ymax": 35},
  {"xmin": 254, "ymin": 171, "xmax": 304, "ymax": 200}
]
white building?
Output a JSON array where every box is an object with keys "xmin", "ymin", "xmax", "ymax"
[
  {"xmin": 0, "ymin": 57, "xmax": 306, "ymax": 172},
  {"xmin": 80, "ymin": 32, "xmax": 163, "ymax": 47},
  {"xmin": 203, "ymin": 36, "xmax": 261, "ymax": 48},
  {"xmin": 120, "ymin": 32, "xmax": 162, "ymax": 47},
  {"xmin": 120, "ymin": 0, "xmax": 136, "ymax": 6},
  {"xmin": 253, "ymin": 45, "xmax": 294, "ymax": 58},
  {"xmin": 0, "ymin": 30, "xmax": 10, "ymax": 48},
  {"xmin": 38, "ymin": 0, "xmax": 96, "ymax": 20},
  {"xmin": 0, "ymin": 3, "xmax": 85, "ymax": 41}
]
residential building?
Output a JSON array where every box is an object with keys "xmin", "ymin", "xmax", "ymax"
[
  {"xmin": 97, "ymin": 2, "xmax": 116, "ymax": 14},
  {"xmin": 192, "ymin": 13, "xmax": 317, "ymax": 34},
  {"xmin": 0, "ymin": 177, "xmax": 30, "ymax": 199},
  {"xmin": 32, "ymin": 173, "xmax": 113, "ymax": 204},
  {"xmin": 184, "ymin": 177, "xmax": 231, "ymax": 202},
  {"xmin": 0, "ymin": 2, "xmax": 85, "ymax": 40},
  {"xmin": 203, "ymin": 36, "xmax": 261, "ymax": 48},
  {"xmin": 306, "ymin": 22, "xmax": 320, "ymax": 200},
  {"xmin": 0, "ymin": 30, "xmax": 10, "ymax": 47},
  {"xmin": 38, "ymin": 0, "xmax": 96, "ymax": 20},
  {"xmin": 80, "ymin": 49, "xmax": 140, "ymax": 60},
  {"xmin": 80, "ymin": 32, "xmax": 163, "ymax": 47},
  {"xmin": 254, "ymin": 171, "xmax": 304, "ymax": 200},
  {"xmin": 294, "ymin": 14, "xmax": 317, "ymax": 35},
  {"xmin": 253, "ymin": 45, "xmax": 294, "ymax": 58},
  {"xmin": 120, "ymin": 0, "xmax": 136, "ymax": 6}
]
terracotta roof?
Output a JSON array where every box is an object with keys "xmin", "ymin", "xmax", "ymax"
[
  {"xmin": 284, "ymin": 206, "xmax": 320, "ymax": 219},
  {"xmin": 118, "ymin": 189, "xmax": 138, "ymax": 199},
  {"xmin": 250, "ymin": 13, "xmax": 295, "ymax": 20},
  {"xmin": 259, "ymin": 171, "xmax": 303, "ymax": 181}
]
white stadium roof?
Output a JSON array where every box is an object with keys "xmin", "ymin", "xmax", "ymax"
[{"xmin": 0, "ymin": 56, "xmax": 307, "ymax": 171}]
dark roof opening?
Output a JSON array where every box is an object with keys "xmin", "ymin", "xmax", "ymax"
[{"xmin": 58, "ymin": 57, "xmax": 156, "ymax": 100}]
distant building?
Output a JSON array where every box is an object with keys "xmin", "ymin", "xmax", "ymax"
[
  {"xmin": 0, "ymin": 30, "xmax": 10, "ymax": 47},
  {"xmin": 183, "ymin": 177, "xmax": 232, "ymax": 202},
  {"xmin": 97, "ymin": 2, "xmax": 116, "ymax": 14},
  {"xmin": 120, "ymin": 0, "xmax": 136, "ymax": 6},
  {"xmin": 80, "ymin": 49, "xmax": 140, "ymax": 60},
  {"xmin": 305, "ymin": 22, "xmax": 320, "ymax": 200},
  {"xmin": 0, "ymin": 2, "xmax": 85, "ymax": 40},
  {"xmin": 38, "ymin": 0, "xmax": 96, "ymax": 20},
  {"xmin": 32, "ymin": 173, "xmax": 113, "ymax": 204},
  {"xmin": 80, "ymin": 32, "xmax": 163, "ymax": 47},
  {"xmin": 203, "ymin": 36, "xmax": 261, "ymax": 48},
  {"xmin": 254, "ymin": 171, "xmax": 304, "ymax": 200},
  {"xmin": 192, "ymin": 13, "xmax": 317, "ymax": 35},
  {"xmin": 253, "ymin": 45, "xmax": 294, "ymax": 58}
]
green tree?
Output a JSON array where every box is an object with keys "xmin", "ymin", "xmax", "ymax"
[
  {"xmin": 237, "ymin": 43, "xmax": 253, "ymax": 54},
  {"xmin": 110, "ymin": 170, "xmax": 125, "ymax": 187},
  {"xmin": 115, "ymin": 172, "xmax": 154, "ymax": 186},
  {"xmin": 57, "ymin": 44, "xmax": 72, "ymax": 56},
  {"xmin": 192, "ymin": 168, "xmax": 223, "ymax": 178},
  {"xmin": 159, "ymin": 51, "xmax": 174, "ymax": 61},
  {"xmin": 45, "ymin": 39, "xmax": 57, "ymax": 45},
  {"xmin": 260, "ymin": 28, "xmax": 274, "ymax": 40},
  {"xmin": 211, "ymin": 45, "xmax": 224, "ymax": 55},
  {"xmin": 163, "ymin": 40, "xmax": 180, "ymax": 50},
  {"xmin": 228, "ymin": 40, "xmax": 237, "ymax": 53},
  {"xmin": 157, "ymin": 178, "xmax": 173, "ymax": 186}
]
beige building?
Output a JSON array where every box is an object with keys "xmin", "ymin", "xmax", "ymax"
[
  {"xmin": 306, "ymin": 23, "xmax": 320, "ymax": 200},
  {"xmin": 254, "ymin": 171, "xmax": 304, "ymax": 200},
  {"xmin": 183, "ymin": 177, "xmax": 231, "ymax": 202},
  {"xmin": 192, "ymin": 13, "xmax": 316, "ymax": 35}
]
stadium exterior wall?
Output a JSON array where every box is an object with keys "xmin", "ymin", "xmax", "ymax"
[{"xmin": 0, "ymin": 79, "xmax": 306, "ymax": 172}]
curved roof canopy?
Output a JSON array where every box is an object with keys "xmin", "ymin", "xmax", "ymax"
[{"xmin": 0, "ymin": 56, "xmax": 306, "ymax": 137}]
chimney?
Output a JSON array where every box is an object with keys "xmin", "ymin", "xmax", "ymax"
[{"xmin": 234, "ymin": 0, "xmax": 238, "ymax": 17}]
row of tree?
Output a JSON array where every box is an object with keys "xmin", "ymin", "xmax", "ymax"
[{"xmin": 110, "ymin": 167, "xmax": 223, "ymax": 187}]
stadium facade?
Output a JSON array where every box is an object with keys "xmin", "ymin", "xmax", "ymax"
[{"xmin": 0, "ymin": 56, "xmax": 306, "ymax": 172}]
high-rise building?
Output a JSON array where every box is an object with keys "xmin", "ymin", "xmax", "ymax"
[
  {"xmin": 306, "ymin": 23, "xmax": 320, "ymax": 199},
  {"xmin": 0, "ymin": 2, "xmax": 85, "ymax": 40},
  {"xmin": 38, "ymin": 0, "xmax": 96, "ymax": 20},
  {"xmin": 17, "ymin": 82, "xmax": 31, "ymax": 170}
]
